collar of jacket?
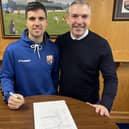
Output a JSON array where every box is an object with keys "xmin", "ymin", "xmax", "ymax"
[{"xmin": 21, "ymin": 29, "xmax": 50, "ymax": 46}]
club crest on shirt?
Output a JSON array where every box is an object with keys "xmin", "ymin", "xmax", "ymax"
[{"xmin": 46, "ymin": 55, "xmax": 53, "ymax": 65}]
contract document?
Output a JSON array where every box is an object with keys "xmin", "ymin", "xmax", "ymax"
[{"xmin": 33, "ymin": 100, "xmax": 78, "ymax": 129}]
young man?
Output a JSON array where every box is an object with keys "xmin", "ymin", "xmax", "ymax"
[
  {"xmin": 0, "ymin": 2, "xmax": 59, "ymax": 109},
  {"xmin": 56, "ymin": 0, "xmax": 118, "ymax": 117}
]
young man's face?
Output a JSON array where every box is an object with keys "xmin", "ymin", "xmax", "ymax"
[
  {"xmin": 66, "ymin": 4, "xmax": 91, "ymax": 38},
  {"xmin": 26, "ymin": 9, "xmax": 48, "ymax": 40}
]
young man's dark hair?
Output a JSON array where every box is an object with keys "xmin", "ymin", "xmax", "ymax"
[{"xmin": 25, "ymin": 2, "xmax": 47, "ymax": 19}]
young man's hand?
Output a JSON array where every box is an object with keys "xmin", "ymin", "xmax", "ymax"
[{"xmin": 8, "ymin": 94, "xmax": 25, "ymax": 110}]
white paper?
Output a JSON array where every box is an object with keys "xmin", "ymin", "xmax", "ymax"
[{"xmin": 33, "ymin": 100, "xmax": 78, "ymax": 129}]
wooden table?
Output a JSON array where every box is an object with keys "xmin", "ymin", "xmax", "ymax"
[{"xmin": 0, "ymin": 94, "xmax": 119, "ymax": 129}]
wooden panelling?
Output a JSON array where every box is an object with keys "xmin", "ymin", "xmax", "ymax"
[
  {"xmin": 0, "ymin": 9, "xmax": 18, "ymax": 60},
  {"xmin": 88, "ymin": 0, "xmax": 129, "ymax": 61},
  {"xmin": 100, "ymin": 63, "xmax": 129, "ymax": 122},
  {"xmin": 111, "ymin": 63, "xmax": 129, "ymax": 122},
  {"xmin": 111, "ymin": 111, "xmax": 129, "ymax": 123}
]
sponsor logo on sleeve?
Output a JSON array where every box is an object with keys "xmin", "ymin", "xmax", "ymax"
[{"xmin": 18, "ymin": 59, "xmax": 31, "ymax": 63}]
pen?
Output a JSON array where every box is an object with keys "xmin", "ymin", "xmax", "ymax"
[{"xmin": 9, "ymin": 92, "xmax": 18, "ymax": 98}]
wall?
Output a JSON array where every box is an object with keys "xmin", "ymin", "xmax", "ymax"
[
  {"xmin": 111, "ymin": 63, "xmax": 129, "ymax": 123},
  {"xmin": 0, "ymin": 15, "xmax": 17, "ymax": 59},
  {"xmin": 1, "ymin": 0, "xmax": 129, "ymax": 61},
  {"xmin": 0, "ymin": 0, "xmax": 129, "ymax": 122},
  {"xmin": 99, "ymin": 63, "xmax": 129, "ymax": 123},
  {"xmin": 88, "ymin": 0, "xmax": 129, "ymax": 62}
]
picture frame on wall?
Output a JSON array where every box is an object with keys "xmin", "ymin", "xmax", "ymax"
[
  {"xmin": 113, "ymin": 0, "xmax": 129, "ymax": 21},
  {"xmin": 0, "ymin": 0, "xmax": 75, "ymax": 39}
]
